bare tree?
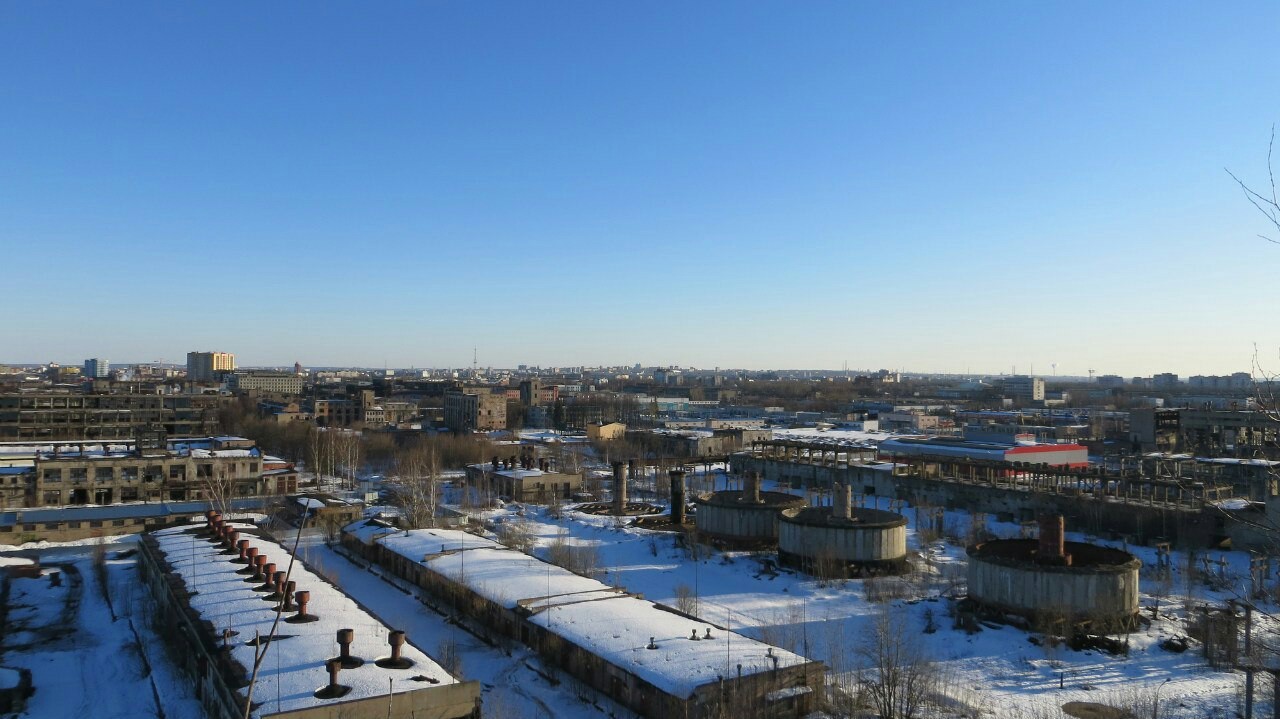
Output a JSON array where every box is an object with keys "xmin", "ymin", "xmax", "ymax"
[
  {"xmin": 857, "ymin": 605, "xmax": 935, "ymax": 719},
  {"xmin": 1226, "ymin": 125, "xmax": 1280, "ymax": 244},
  {"xmin": 202, "ymin": 462, "xmax": 235, "ymax": 518},
  {"xmin": 392, "ymin": 441, "xmax": 441, "ymax": 529}
]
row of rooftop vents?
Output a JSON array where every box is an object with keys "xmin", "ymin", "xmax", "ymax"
[
  {"xmin": 491, "ymin": 453, "xmax": 553, "ymax": 472},
  {"xmin": 200, "ymin": 510, "xmax": 417, "ymax": 700}
]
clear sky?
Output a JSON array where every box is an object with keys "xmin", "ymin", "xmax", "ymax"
[{"xmin": 3, "ymin": 2, "xmax": 1279, "ymax": 376}]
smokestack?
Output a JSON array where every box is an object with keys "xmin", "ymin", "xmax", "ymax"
[
  {"xmin": 612, "ymin": 461, "xmax": 628, "ymax": 514},
  {"xmin": 834, "ymin": 482, "xmax": 852, "ymax": 520},
  {"xmin": 282, "ymin": 581, "xmax": 297, "ymax": 611},
  {"xmin": 1037, "ymin": 514, "xmax": 1071, "ymax": 565},
  {"xmin": 670, "ymin": 470, "xmax": 686, "ymax": 524},
  {"xmin": 235, "ymin": 539, "xmax": 251, "ymax": 563},
  {"xmin": 376, "ymin": 629, "xmax": 413, "ymax": 669},
  {"xmin": 745, "ymin": 471, "xmax": 761, "ymax": 503},
  {"xmin": 223, "ymin": 529, "xmax": 239, "ymax": 551}
]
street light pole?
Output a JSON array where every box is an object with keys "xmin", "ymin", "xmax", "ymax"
[{"xmin": 1152, "ymin": 678, "xmax": 1171, "ymax": 719}]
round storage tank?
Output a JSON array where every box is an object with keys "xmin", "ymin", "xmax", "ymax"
[
  {"xmin": 778, "ymin": 507, "xmax": 908, "ymax": 576},
  {"xmin": 966, "ymin": 538, "xmax": 1140, "ymax": 630},
  {"xmin": 694, "ymin": 490, "xmax": 806, "ymax": 547}
]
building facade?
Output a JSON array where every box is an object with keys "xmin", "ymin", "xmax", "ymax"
[
  {"xmin": 185, "ymin": 351, "xmax": 235, "ymax": 382},
  {"xmin": 444, "ymin": 390, "xmax": 506, "ymax": 432},
  {"xmin": 0, "ymin": 435, "xmax": 297, "ymax": 509},
  {"xmin": 83, "ymin": 358, "xmax": 110, "ymax": 378},
  {"xmin": 226, "ymin": 370, "xmax": 304, "ymax": 395},
  {"xmin": 0, "ymin": 392, "xmax": 223, "ymax": 441}
]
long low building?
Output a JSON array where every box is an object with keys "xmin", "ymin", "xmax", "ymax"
[
  {"xmin": 342, "ymin": 520, "xmax": 824, "ymax": 718},
  {"xmin": 140, "ymin": 519, "xmax": 481, "ymax": 719},
  {"xmin": 878, "ymin": 437, "xmax": 1088, "ymax": 468},
  {"xmin": 0, "ymin": 496, "xmax": 272, "ymax": 543}
]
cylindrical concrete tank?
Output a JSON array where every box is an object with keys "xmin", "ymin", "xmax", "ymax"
[
  {"xmin": 778, "ymin": 506, "xmax": 908, "ymax": 576},
  {"xmin": 966, "ymin": 539, "xmax": 1140, "ymax": 630},
  {"xmin": 694, "ymin": 489, "xmax": 805, "ymax": 547}
]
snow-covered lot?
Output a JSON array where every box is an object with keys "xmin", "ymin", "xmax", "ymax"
[{"xmin": 0, "ymin": 485, "xmax": 1261, "ymax": 719}]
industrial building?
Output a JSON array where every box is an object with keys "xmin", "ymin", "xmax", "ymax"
[
  {"xmin": 443, "ymin": 389, "xmax": 507, "ymax": 432},
  {"xmin": 877, "ymin": 437, "xmax": 1088, "ymax": 468},
  {"xmin": 0, "ymin": 391, "xmax": 223, "ymax": 441},
  {"xmin": 0, "ymin": 496, "xmax": 272, "ymax": 543},
  {"xmin": 140, "ymin": 517, "xmax": 481, "ymax": 719},
  {"xmin": 463, "ymin": 456, "xmax": 581, "ymax": 503},
  {"xmin": 342, "ymin": 520, "xmax": 824, "ymax": 719},
  {"xmin": 0, "ymin": 432, "xmax": 296, "ymax": 510}
]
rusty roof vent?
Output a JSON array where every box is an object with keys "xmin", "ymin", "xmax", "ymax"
[
  {"xmin": 313, "ymin": 658, "xmax": 352, "ymax": 699},
  {"xmin": 375, "ymin": 630, "xmax": 413, "ymax": 669}
]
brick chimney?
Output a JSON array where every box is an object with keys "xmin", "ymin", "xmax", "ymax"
[{"xmin": 1037, "ymin": 514, "xmax": 1071, "ymax": 566}]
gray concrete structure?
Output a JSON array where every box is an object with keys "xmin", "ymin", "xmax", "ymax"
[
  {"xmin": 777, "ymin": 483, "xmax": 907, "ymax": 576},
  {"xmin": 966, "ymin": 521, "xmax": 1140, "ymax": 631},
  {"xmin": 694, "ymin": 472, "xmax": 805, "ymax": 547}
]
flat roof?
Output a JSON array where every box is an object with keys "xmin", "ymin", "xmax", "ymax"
[
  {"xmin": 150, "ymin": 524, "xmax": 457, "ymax": 718},
  {"xmin": 357, "ymin": 521, "xmax": 814, "ymax": 698}
]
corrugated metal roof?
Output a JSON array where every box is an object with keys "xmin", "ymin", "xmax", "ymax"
[{"xmin": 0, "ymin": 497, "xmax": 271, "ymax": 526}]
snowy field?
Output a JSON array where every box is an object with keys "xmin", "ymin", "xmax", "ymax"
[
  {"xmin": 449, "ymin": 481, "xmax": 1254, "ymax": 719},
  {"xmin": 0, "ymin": 539, "xmax": 204, "ymax": 719}
]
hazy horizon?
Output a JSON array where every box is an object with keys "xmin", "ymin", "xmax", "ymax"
[{"xmin": 4, "ymin": 3, "xmax": 1279, "ymax": 377}]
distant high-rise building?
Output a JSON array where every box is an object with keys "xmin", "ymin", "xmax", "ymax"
[
  {"xmin": 1002, "ymin": 375, "xmax": 1045, "ymax": 402},
  {"xmin": 186, "ymin": 351, "xmax": 235, "ymax": 382},
  {"xmin": 83, "ymin": 358, "xmax": 110, "ymax": 378}
]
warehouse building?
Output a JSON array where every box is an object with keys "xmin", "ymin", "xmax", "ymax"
[
  {"xmin": 342, "ymin": 520, "xmax": 824, "ymax": 718},
  {"xmin": 140, "ymin": 518, "xmax": 481, "ymax": 718}
]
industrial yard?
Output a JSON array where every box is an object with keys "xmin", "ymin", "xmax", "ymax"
[{"xmin": 0, "ymin": 469, "xmax": 1266, "ymax": 718}]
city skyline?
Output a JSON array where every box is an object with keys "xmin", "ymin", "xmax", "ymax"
[{"xmin": 3, "ymin": 3, "xmax": 1280, "ymax": 375}]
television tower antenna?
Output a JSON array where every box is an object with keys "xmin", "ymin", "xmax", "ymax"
[{"xmin": 472, "ymin": 347, "xmax": 478, "ymax": 374}]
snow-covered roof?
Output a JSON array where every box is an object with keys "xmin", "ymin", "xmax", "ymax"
[
  {"xmin": 149, "ymin": 524, "xmax": 457, "ymax": 718},
  {"xmin": 362, "ymin": 523, "xmax": 815, "ymax": 698}
]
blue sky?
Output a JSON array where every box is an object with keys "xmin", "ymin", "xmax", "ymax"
[{"xmin": 3, "ymin": 2, "xmax": 1279, "ymax": 375}]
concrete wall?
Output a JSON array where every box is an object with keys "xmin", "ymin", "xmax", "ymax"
[
  {"xmin": 778, "ymin": 518, "xmax": 906, "ymax": 564},
  {"xmin": 967, "ymin": 554, "xmax": 1139, "ymax": 627},
  {"xmin": 696, "ymin": 502, "xmax": 780, "ymax": 541}
]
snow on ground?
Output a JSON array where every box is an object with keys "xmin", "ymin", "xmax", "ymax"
[
  {"xmin": 1, "ymin": 545, "xmax": 203, "ymax": 719},
  {"xmin": 454, "ymin": 486, "xmax": 1251, "ymax": 719}
]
